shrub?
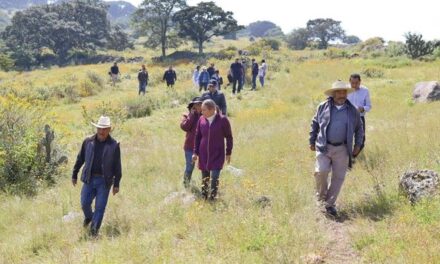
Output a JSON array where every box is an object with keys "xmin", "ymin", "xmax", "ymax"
[
  {"xmin": 124, "ymin": 97, "xmax": 153, "ymax": 118},
  {"xmin": 362, "ymin": 68, "xmax": 384, "ymax": 78},
  {"xmin": 404, "ymin": 32, "xmax": 434, "ymax": 59},
  {"xmin": 81, "ymin": 101, "xmax": 128, "ymax": 134},
  {"xmin": 0, "ymin": 53, "xmax": 14, "ymax": 71},
  {"xmin": 86, "ymin": 71, "xmax": 105, "ymax": 89},
  {"xmin": 324, "ymin": 47, "xmax": 349, "ymax": 59},
  {"xmin": 0, "ymin": 95, "xmax": 66, "ymax": 196}
]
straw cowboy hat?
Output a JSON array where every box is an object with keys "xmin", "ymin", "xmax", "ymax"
[
  {"xmin": 91, "ymin": 116, "xmax": 112, "ymax": 128},
  {"xmin": 324, "ymin": 81, "xmax": 355, "ymax": 97}
]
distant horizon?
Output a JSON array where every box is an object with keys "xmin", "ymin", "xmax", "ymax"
[{"xmin": 106, "ymin": 0, "xmax": 440, "ymax": 42}]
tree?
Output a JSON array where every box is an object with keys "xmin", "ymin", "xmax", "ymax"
[
  {"xmin": 343, "ymin": 35, "xmax": 361, "ymax": 44},
  {"xmin": 247, "ymin": 21, "xmax": 283, "ymax": 38},
  {"xmin": 132, "ymin": 0, "xmax": 186, "ymax": 58},
  {"xmin": 404, "ymin": 32, "xmax": 434, "ymax": 59},
  {"xmin": 286, "ymin": 28, "xmax": 309, "ymax": 50},
  {"xmin": 306, "ymin": 18, "xmax": 345, "ymax": 49},
  {"xmin": 1, "ymin": 0, "xmax": 111, "ymax": 67},
  {"xmin": 173, "ymin": 1, "xmax": 243, "ymax": 54},
  {"xmin": 107, "ymin": 25, "xmax": 133, "ymax": 51}
]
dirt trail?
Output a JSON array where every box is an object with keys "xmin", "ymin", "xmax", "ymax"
[{"xmin": 322, "ymin": 216, "xmax": 359, "ymax": 264}]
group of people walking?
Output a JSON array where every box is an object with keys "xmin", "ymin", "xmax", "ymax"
[{"xmin": 76, "ymin": 66, "xmax": 370, "ymax": 237}]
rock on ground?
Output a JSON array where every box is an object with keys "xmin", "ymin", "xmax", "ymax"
[
  {"xmin": 413, "ymin": 81, "xmax": 440, "ymax": 103},
  {"xmin": 399, "ymin": 170, "xmax": 439, "ymax": 203}
]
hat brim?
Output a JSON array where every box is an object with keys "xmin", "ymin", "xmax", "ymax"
[
  {"xmin": 324, "ymin": 88, "xmax": 355, "ymax": 96},
  {"xmin": 91, "ymin": 122, "xmax": 111, "ymax": 128}
]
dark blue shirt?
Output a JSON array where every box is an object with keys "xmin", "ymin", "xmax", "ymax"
[{"xmin": 91, "ymin": 138, "xmax": 106, "ymax": 175}]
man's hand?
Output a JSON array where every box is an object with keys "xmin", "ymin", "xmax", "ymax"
[
  {"xmin": 358, "ymin": 106, "xmax": 365, "ymax": 113},
  {"xmin": 310, "ymin": 144, "xmax": 316, "ymax": 151},
  {"xmin": 72, "ymin": 178, "xmax": 77, "ymax": 187},
  {"xmin": 192, "ymin": 154, "xmax": 198, "ymax": 163},
  {"xmin": 113, "ymin": 186, "xmax": 119, "ymax": 195},
  {"xmin": 226, "ymin": 155, "xmax": 231, "ymax": 164},
  {"xmin": 353, "ymin": 146, "xmax": 361, "ymax": 157}
]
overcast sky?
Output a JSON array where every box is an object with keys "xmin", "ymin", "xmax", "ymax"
[{"xmin": 112, "ymin": 0, "xmax": 440, "ymax": 42}]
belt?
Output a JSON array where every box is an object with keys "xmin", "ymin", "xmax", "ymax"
[
  {"xmin": 327, "ymin": 141, "xmax": 346, "ymax": 147},
  {"xmin": 92, "ymin": 173, "xmax": 103, "ymax": 177}
]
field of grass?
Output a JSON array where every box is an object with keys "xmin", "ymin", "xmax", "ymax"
[{"xmin": 1, "ymin": 43, "xmax": 440, "ymax": 263}]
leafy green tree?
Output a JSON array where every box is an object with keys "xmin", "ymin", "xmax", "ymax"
[
  {"xmin": 247, "ymin": 21, "xmax": 283, "ymax": 38},
  {"xmin": 343, "ymin": 35, "xmax": 361, "ymax": 44},
  {"xmin": 404, "ymin": 32, "xmax": 434, "ymax": 59},
  {"xmin": 306, "ymin": 18, "xmax": 345, "ymax": 49},
  {"xmin": 173, "ymin": 1, "xmax": 243, "ymax": 54},
  {"xmin": 286, "ymin": 28, "xmax": 309, "ymax": 50},
  {"xmin": 132, "ymin": 0, "xmax": 186, "ymax": 57},
  {"xmin": 107, "ymin": 25, "xmax": 133, "ymax": 51},
  {"xmin": 2, "ymin": 0, "xmax": 111, "ymax": 67}
]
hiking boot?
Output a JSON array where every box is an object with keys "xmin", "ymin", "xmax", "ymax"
[
  {"xmin": 325, "ymin": 206, "xmax": 338, "ymax": 217},
  {"xmin": 90, "ymin": 226, "xmax": 99, "ymax": 237},
  {"xmin": 183, "ymin": 173, "xmax": 192, "ymax": 189},
  {"xmin": 83, "ymin": 218, "xmax": 92, "ymax": 228}
]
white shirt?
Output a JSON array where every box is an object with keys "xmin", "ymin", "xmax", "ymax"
[
  {"xmin": 347, "ymin": 86, "xmax": 372, "ymax": 117},
  {"xmin": 207, "ymin": 113, "xmax": 216, "ymax": 125}
]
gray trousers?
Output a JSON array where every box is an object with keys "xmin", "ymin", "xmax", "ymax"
[{"xmin": 314, "ymin": 145, "xmax": 349, "ymax": 207}]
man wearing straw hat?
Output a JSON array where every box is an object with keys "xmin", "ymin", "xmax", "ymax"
[
  {"xmin": 72, "ymin": 116, "xmax": 122, "ymax": 236},
  {"xmin": 309, "ymin": 81, "xmax": 364, "ymax": 217}
]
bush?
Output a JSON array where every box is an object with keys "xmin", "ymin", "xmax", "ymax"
[
  {"xmin": 0, "ymin": 95, "xmax": 66, "ymax": 196},
  {"xmin": 385, "ymin": 41, "xmax": 406, "ymax": 57},
  {"xmin": 362, "ymin": 68, "xmax": 384, "ymax": 78},
  {"xmin": 86, "ymin": 71, "xmax": 105, "ymax": 89},
  {"xmin": 324, "ymin": 47, "xmax": 349, "ymax": 59},
  {"xmin": 81, "ymin": 101, "xmax": 128, "ymax": 134},
  {"xmin": 124, "ymin": 97, "xmax": 153, "ymax": 118},
  {"xmin": 0, "ymin": 53, "xmax": 14, "ymax": 71},
  {"xmin": 404, "ymin": 32, "xmax": 434, "ymax": 59},
  {"xmin": 78, "ymin": 79, "xmax": 101, "ymax": 97}
]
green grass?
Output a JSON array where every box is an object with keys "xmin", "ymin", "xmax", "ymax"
[{"xmin": 1, "ymin": 45, "xmax": 440, "ymax": 263}]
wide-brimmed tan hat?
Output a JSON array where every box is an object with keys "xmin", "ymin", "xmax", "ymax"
[
  {"xmin": 324, "ymin": 81, "xmax": 354, "ymax": 96},
  {"xmin": 91, "ymin": 116, "xmax": 111, "ymax": 128}
]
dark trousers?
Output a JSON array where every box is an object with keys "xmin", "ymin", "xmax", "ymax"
[
  {"xmin": 251, "ymin": 74, "xmax": 258, "ymax": 90},
  {"xmin": 81, "ymin": 176, "xmax": 111, "ymax": 233},
  {"xmin": 232, "ymin": 77, "xmax": 242, "ymax": 94},
  {"xmin": 199, "ymin": 82, "xmax": 208, "ymax": 92},
  {"xmin": 201, "ymin": 170, "xmax": 221, "ymax": 199},
  {"xmin": 361, "ymin": 116, "xmax": 366, "ymax": 151}
]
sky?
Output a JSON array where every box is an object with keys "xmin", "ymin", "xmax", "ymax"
[{"xmin": 112, "ymin": 0, "xmax": 440, "ymax": 42}]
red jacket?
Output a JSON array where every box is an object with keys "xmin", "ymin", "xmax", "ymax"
[{"xmin": 180, "ymin": 111, "xmax": 201, "ymax": 151}]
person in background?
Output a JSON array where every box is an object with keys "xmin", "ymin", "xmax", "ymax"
[
  {"xmin": 193, "ymin": 99, "xmax": 233, "ymax": 200},
  {"xmin": 163, "ymin": 66, "xmax": 177, "ymax": 88},
  {"xmin": 193, "ymin": 65, "xmax": 201, "ymax": 90},
  {"xmin": 137, "ymin": 64, "xmax": 149, "ymax": 95},
  {"xmin": 251, "ymin": 58, "xmax": 259, "ymax": 91},
  {"xmin": 347, "ymin": 73, "xmax": 371, "ymax": 154},
  {"xmin": 258, "ymin": 59, "xmax": 267, "ymax": 88},
  {"xmin": 110, "ymin": 62, "xmax": 120, "ymax": 86},
  {"xmin": 210, "ymin": 69, "xmax": 224, "ymax": 90},
  {"xmin": 180, "ymin": 97, "xmax": 203, "ymax": 188},
  {"xmin": 198, "ymin": 67, "xmax": 210, "ymax": 92},
  {"xmin": 201, "ymin": 80, "xmax": 227, "ymax": 115},
  {"xmin": 207, "ymin": 63, "xmax": 216, "ymax": 79},
  {"xmin": 230, "ymin": 58, "xmax": 244, "ymax": 94}
]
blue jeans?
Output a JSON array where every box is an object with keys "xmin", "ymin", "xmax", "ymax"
[
  {"xmin": 184, "ymin": 150, "xmax": 195, "ymax": 187},
  {"xmin": 201, "ymin": 170, "xmax": 221, "ymax": 198},
  {"xmin": 81, "ymin": 176, "xmax": 111, "ymax": 232},
  {"xmin": 252, "ymin": 74, "xmax": 258, "ymax": 89},
  {"xmin": 139, "ymin": 81, "xmax": 147, "ymax": 95},
  {"xmin": 259, "ymin": 76, "xmax": 265, "ymax": 87}
]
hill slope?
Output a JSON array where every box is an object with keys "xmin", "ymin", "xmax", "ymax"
[{"xmin": 1, "ymin": 48, "xmax": 440, "ymax": 263}]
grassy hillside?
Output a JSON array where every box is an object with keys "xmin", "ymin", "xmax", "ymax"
[{"xmin": 1, "ymin": 45, "xmax": 440, "ymax": 263}]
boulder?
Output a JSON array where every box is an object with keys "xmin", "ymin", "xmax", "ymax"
[
  {"xmin": 399, "ymin": 170, "xmax": 439, "ymax": 203},
  {"xmin": 413, "ymin": 81, "xmax": 440, "ymax": 102}
]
